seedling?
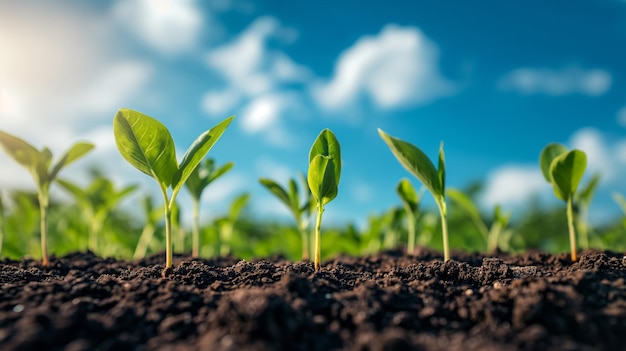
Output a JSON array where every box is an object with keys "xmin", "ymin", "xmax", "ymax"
[
  {"xmin": 216, "ymin": 193, "xmax": 250, "ymax": 256},
  {"xmin": 185, "ymin": 158, "xmax": 234, "ymax": 257},
  {"xmin": 574, "ymin": 173, "xmax": 600, "ymax": 249},
  {"xmin": 0, "ymin": 192, "xmax": 5, "ymax": 256},
  {"xmin": 133, "ymin": 195, "xmax": 164, "ymax": 259},
  {"xmin": 378, "ymin": 129, "xmax": 449, "ymax": 261},
  {"xmin": 307, "ymin": 129, "xmax": 341, "ymax": 270},
  {"xmin": 113, "ymin": 108, "xmax": 233, "ymax": 272},
  {"xmin": 259, "ymin": 173, "xmax": 313, "ymax": 260},
  {"xmin": 396, "ymin": 178, "xmax": 421, "ymax": 254},
  {"xmin": 447, "ymin": 188, "xmax": 511, "ymax": 253},
  {"xmin": 539, "ymin": 143, "xmax": 587, "ymax": 262},
  {"xmin": 57, "ymin": 176, "xmax": 137, "ymax": 253},
  {"xmin": 0, "ymin": 131, "xmax": 94, "ymax": 266}
]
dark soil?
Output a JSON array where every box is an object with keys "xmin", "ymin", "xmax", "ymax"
[{"xmin": 1, "ymin": 248, "xmax": 626, "ymax": 351}]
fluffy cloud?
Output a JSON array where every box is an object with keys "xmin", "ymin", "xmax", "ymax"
[
  {"xmin": 314, "ymin": 24, "xmax": 454, "ymax": 111},
  {"xmin": 481, "ymin": 165, "xmax": 548, "ymax": 209},
  {"xmin": 498, "ymin": 66, "xmax": 612, "ymax": 96},
  {"xmin": 112, "ymin": 0, "xmax": 204, "ymax": 54}
]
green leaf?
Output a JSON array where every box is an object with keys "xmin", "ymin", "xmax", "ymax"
[
  {"xmin": 287, "ymin": 178, "xmax": 301, "ymax": 213},
  {"xmin": 575, "ymin": 172, "xmax": 600, "ymax": 206},
  {"xmin": 172, "ymin": 116, "xmax": 234, "ymax": 193},
  {"xmin": 309, "ymin": 129, "xmax": 341, "ymax": 185},
  {"xmin": 0, "ymin": 131, "xmax": 40, "ymax": 169},
  {"xmin": 612, "ymin": 192, "xmax": 626, "ymax": 215},
  {"xmin": 308, "ymin": 154, "xmax": 338, "ymax": 206},
  {"xmin": 438, "ymin": 142, "xmax": 446, "ymax": 194},
  {"xmin": 540, "ymin": 143, "xmax": 568, "ymax": 182},
  {"xmin": 259, "ymin": 178, "xmax": 292, "ymax": 209},
  {"xmin": 49, "ymin": 142, "xmax": 95, "ymax": 181},
  {"xmin": 396, "ymin": 178, "xmax": 419, "ymax": 214},
  {"xmin": 447, "ymin": 187, "xmax": 489, "ymax": 237},
  {"xmin": 114, "ymin": 109, "xmax": 178, "ymax": 188},
  {"xmin": 378, "ymin": 129, "xmax": 442, "ymax": 197},
  {"xmin": 229, "ymin": 193, "xmax": 250, "ymax": 219},
  {"xmin": 549, "ymin": 149, "xmax": 587, "ymax": 201}
]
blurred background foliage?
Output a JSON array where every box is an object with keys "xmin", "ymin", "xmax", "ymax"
[{"xmin": 1, "ymin": 167, "xmax": 625, "ymax": 262}]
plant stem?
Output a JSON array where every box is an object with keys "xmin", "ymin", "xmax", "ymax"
[
  {"xmin": 296, "ymin": 217, "xmax": 309, "ymax": 261},
  {"xmin": 567, "ymin": 197, "xmax": 578, "ymax": 262},
  {"xmin": 314, "ymin": 203, "xmax": 323, "ymax": 270},
  {"xmin": 437, "ymin": 198, "xmax": 449, "ymax": 262},
  {"xmin": 407, "ymin": 211, "xmax": 416, "ymax": 255},
  {"xmin": 192, "ymin": 198, "xmax": 200, "ymax": 258},
  {"xmin": 133, "ymin": 224, "xmax": 155, "ymax": 259},
  {"xmin": 38, "ymin": 190, "xmax": 49, "ymax": 267},
  {"xmin": 159, "ymin": 187, "xmax": 173, "ymax": 270}
]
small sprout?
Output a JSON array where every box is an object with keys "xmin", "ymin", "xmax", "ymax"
[
  {"xmin": 259, "ymin": 174, "xmax": 313, "ymax": 261},
  {"xmin": 447, "ymin": 188, "xmax": 511, "ymax": 253},
  {"xmin": 307, "ymin": 129, "xmax": 341, "ymax": 270},
  {"xmin": 133, "ymin": 195, "xmax": 163, "ymax": 259},
  {"xmin": 539, "ymin": 143, "xmax": 587, "ymax": 262},
  {"xmin": 378, "ymin": 129, "xmax": 449, "ymax": 261},
  {"xmin": 216, "ymin": 193, "xmax": 250, "ymax": 256},
  {"xmin": 396, "ymin": 178, "xmax": 421, "ymax": 255},
  {"xmin": 185, "ymin": 158, "xmax": 234, "ymax": 257},
  {"xmin": 0, "ymin": 131, "xmax": 94, "ymax": 266},
  {"xmin": 113, "ymin": 108, "xmax": 233, "ymax": 273},
  {"xmin": 574, "ymin": 173, "xmax": 600, "ymax": 249}
]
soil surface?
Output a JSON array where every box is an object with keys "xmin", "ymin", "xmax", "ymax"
[{"xmin": 1, "ymin": 248, "xmax": 626, "ymax": 351}]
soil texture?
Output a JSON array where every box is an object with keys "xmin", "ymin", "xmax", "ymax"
[{"xmin": 1, "ymin": 248, "xmax": 626, "ymax": 351}]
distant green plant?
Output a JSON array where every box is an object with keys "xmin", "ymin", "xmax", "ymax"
[
  {"xmin": 447, "ymin": 188, "xmax": 512, "ymax": 253},
  {"xmin": 540, "ymin": 143, "xmax": 587, "ymax": 262},
  {"xmin": 133, "ymin": 195, "xmax": 164, "ymax": 259},
  {"xmin": 57, "ymin": 176, "xmax": 137, "ymax": 254},
  {"xmin": 0, "ymin": 131, "xmax": 94, "ymax": 266},
  {"xmin": 113, "ymin": 108, "xmax": 233, "ymax": 272},
  {"xmin": 259, "ymin": 173, "xmax": 313, "ymax": 261},
  {"xmin": 185, "ymin": 158, "xmax": 234, "ymax": 258},
  {"xmin": 396, "ymin": 178, "xmax": 421, "ymax": 254},
  {"xmin": 216, "ymin": 193, "xmax": 250, "ymax": 256},
  {"xmin": 378, "ymin": 129, "xmax": 449, "ymax": 261},
  {"xmin": 307, "ymin": 129, "xmax": 342, "ymax": 270},
  {"xmin": 574, "ymin": 173, "xmax": 600, "ymax": 250}
]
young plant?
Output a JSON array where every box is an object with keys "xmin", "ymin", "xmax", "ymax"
[
  {"xmin": 446, "ymin": 188, "xmax": 512, "ymax": 253},
  {"xmin": 133, "ymin": 195, "xmax": 164, "ymax": 259},
  {"xmin": 0, "ymin": 192, "xmax": 5, "ymax": 257},
  {"xmin": 396, "ymin": 178, "xmax": 421, "ymax": 254},
  {"xmin": 259, "ymin": 173, "xmax": 313, "ymax": 260},
  {"xmin": 0, "ymin": 131, "xmax": 94, "ymax": 266},
  {"xmin": 113, "ymin": 108, "xmax": 233, "ymax": 272},
  {"xmin": 185, "ymin": 158, "xmax": 234, "ymax": 257},
  {"xmin": 539, "ymin": 143, "xmax": 587, "ymax": 262},
  {"xmin": 307, "ymin": 129, "xmax": 341, "ymax": 270},
  {"xmin": 574, "ymin": 173, "xmax": 600, "ymax": 250},
  {"xmin": 216, "ymin": 193, "xmax": 250, "ymax": 256},
  {"xmin": 378, "ymin": 129, "xmax": 449, "ymax": 261},
  {"xmin": 57, "ymin": 176, "xmax": 137, "ymax": 253}
]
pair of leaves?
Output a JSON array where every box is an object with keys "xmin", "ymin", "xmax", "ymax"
[
  {"xmin": 540, "ymin": 143, "xmax": 587, "ymax": 201},
  {"xmin": 308, "ymin": 129, "xmax": 341, "ymax": 206},
  {"xmin": 378, "ymin": 129, "xmax": 446, "ymax": 205},
  {"xmin": 0, "ymin": 131, "xmax": 94, "ymax": 189},
  {"xmin": 114, "ymin": 109, "xmax": 234, "ymax": 197},
  {"xmin": 260, "ymin": 174, "xmax": 312, "ymax": 220}
]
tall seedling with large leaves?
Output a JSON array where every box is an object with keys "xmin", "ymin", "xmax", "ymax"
[
  {"xmin": 378, "ymin": 129, "xmax": 450, "ymax": 261},
  {"xmin": 307, "ymin": 129, "xmax": 341, "ymax": 270},
  {"xmin": 114, "ymin": 109, "xmax": 233, "ymax": 273},
  {"xmin": 0, "ymin": 131, "xmax": 94, "ymax": 266},
  {"xmin": 540, "ymin": 143, "xmax": 587, "ymax": 262}
]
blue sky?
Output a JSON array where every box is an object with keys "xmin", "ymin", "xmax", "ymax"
[{"xmin": 1, "ymin": 0, "xmax": 626, "ymax": 226}]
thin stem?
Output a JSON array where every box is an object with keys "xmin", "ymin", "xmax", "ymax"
[
  {"xmin": 567, "ymin": 197, "xmax": 578, "ymax": 262},
  {"xmin": 296, "ymin": 216, "xmax": 309, "ymax": 261},
  {"xmin": 314, "ymin": 203, "xmax": 323, "ymax": 270},
  {"xmin": 192, "ymin": 198, "xmax": 200, "ymax": 258},
  {"xmin": 437, "ymin": 198, "xmax": 449, "ymax": 262},
  {"xmin": 407, "ymin": 211, "xmax": 416, "ymax": 255},
  {"xmin": 159, "ymin": 187, "xmax": 173, "ymax": 270},
  {"xmin": 487, "ymin": 223, "xmax": 502, "ymax": 254},
  {"xmin": 38, "ymin": 190, "xmax": 49, "ymax": 267}
]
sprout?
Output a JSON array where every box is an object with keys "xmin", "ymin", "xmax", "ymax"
[
  {"xmin": 307, "ymin": 129, "xmax": 342, "ymax": 270},
  {"xmin": 396, "ymin": 178, "xmax": 421, "ymax": 254},
  {"xmin": 113, "ymin": 108, "xmax": 233, "ymax": 273},
  {"xmin": 259, "ymin": 174, "xmax": 313, "ymax": 261},
  {"xmin": 540, "ymin": 143, "xmax": 587, "ymax": 262},
  {"xmin": 0, "ymin": 131, "xmax": 94, "ymax": 266},
  {"xmin": 378, "ymin": 129, "xmax": 449, "ymax": 261},
  {"xmin": 216, "ymin": 193, "xmax": 250, "ymax": 256},
  {"xmin": 574, "ymin": 173, "xmax": 600, "ymax": 250}
]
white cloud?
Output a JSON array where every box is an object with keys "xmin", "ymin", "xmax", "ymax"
[
  {"xmin": 112, "ymin": 0, "xmax": 203, "ymax": 54},
  {"xmin": 498, "ymin": 66, "xmax": 612, "ymax": 96},
  {"xmin": 313, "ymin": 24, "xmax": 454, "ymax": 111},
  {"xmin": 617, "ymin": 106, "xmax": 626, "ymax": 127},
  {"xmin": 481, "ymin": 165, "xmax": 548, "ymax": 209}
]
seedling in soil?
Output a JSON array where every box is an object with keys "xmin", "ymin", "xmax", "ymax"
[
  {"xmin": 216, "ymin": 193, "xmax": 250, "ymax": 256},
  {"xmin": 185, "ymin": 158, "xmax": 234, "ymax": 257},
  {"xmin": 133, "ymin": 195, "xmax": 164, "ymax": 259},
  {"xmin": 113, "ymin": 108, "xmax": 233, "ymax": 272},
  {"xmin": 447, "ymin": 188, "xmax": 512, "ymax": 253},
  {"xmin": 0, "ymin": 131, "xmax": 94, "ymax": 266},
  {"xmin": 574, "ymin": 173, "xmax": 600, "ymax": 249},
  {"xmin": 259, "ymin": 173, "xmax": 313, "ymax": 260},
  {"xmin": 307, "ymin": 129, "xmax": 341, "ymax": 270},
  {"xmin": 396, "ymin": 178, "xmax": 421, "ymax": 254},
  {"xmin": 57, "ymin": 176, "xmax": 138, "ymax": 254},
  {"xmin": 378, "ymin": 129, "xmax": 449, "ymax": 261},
  {"xmin": 540, "ymin": 143, "xmax": 587, "ymax": 262}
]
